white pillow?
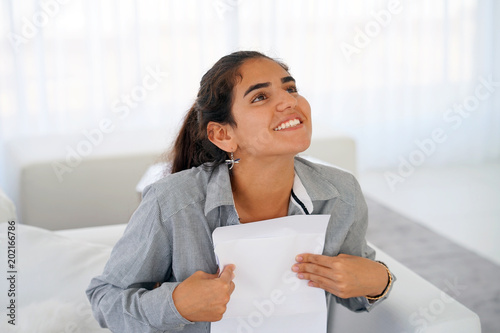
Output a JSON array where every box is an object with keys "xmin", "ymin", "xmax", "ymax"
[
  {"xmin": 0, "ymin": 223, "xmax": 112, "ymax": 331},
  {"xmin": 0, "ymin": 188, "xmax": 17, "ymax": 223}
]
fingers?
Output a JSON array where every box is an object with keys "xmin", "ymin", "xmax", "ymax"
[
  {"xmin": 219, "ymin": 265, "xmax": 236, "ymax": 297},
  {"xmin": 296, "ymin": 253, "xmax": 336, "ymax": 267},
  {"xmin": 292, "ymin": 261, "xmax": 332, "ymax": 278},
  {"xmin": 218, "ymin": 264, "xmax": 236, "ymax": 283}
]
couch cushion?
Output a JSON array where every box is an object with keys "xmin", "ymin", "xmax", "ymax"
[
  {"xmin": 0, "ymin": 223, "xmax": 112, "ymax": 305},
  {"xmin": 0, "ymin": 188, "xmax": 16, "ymax": 222}
]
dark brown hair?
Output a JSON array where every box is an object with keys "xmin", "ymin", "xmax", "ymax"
[{"xmin": 169, "ymin": 51, "xmax": 289, "ymax": 173}]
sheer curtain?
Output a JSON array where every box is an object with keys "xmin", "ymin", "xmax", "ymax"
[{"xmin": 1, "ymin": 0, "xmax": 499, "ymax": 184}]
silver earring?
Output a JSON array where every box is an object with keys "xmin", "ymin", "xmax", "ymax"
[{"xmin": 225, "ymin": 152, "xmax": 240, "ymax": 170}]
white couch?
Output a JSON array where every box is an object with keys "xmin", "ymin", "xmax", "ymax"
[{"xmin": 0, "ymin": 221, "xmax": 481, "ymax": 332}]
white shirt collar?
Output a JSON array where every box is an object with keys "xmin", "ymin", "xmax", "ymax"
[{"xmin": 291, "ymin": 172, "xmax": 314, "ymax": 214}]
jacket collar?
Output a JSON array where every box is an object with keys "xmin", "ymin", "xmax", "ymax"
[{"xmin": 203, "ymin": 157, "xmax": 341, "ymax": 216}]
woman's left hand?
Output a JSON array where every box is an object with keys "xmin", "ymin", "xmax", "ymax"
[{"xmin": 292, "ymin": 253, "xmax": 388, "ymax": 299}]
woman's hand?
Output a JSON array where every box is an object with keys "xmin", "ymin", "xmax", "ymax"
[
  {"xmin": 172, "ymin": 264, "xmax": 236, "ymax": 322},
  {"xmin": 292, "ymin": 254, "xmax": 388, "ymax": 299}
]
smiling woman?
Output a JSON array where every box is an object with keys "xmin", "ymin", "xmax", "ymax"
[{"xmin": 86, "ymin": 51, "xmax": 394, "ymax": 333}]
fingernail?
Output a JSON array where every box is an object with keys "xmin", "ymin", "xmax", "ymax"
[
  {"xmin": 292, "ymin": 265, "xmax": 299, "ymax": 272},
  {"xmin": 298, "ymin": 274, "xmax": 304, "ymax": 279},
  {"xmin": 296, "ymin": 256, "xmax": 303, "ymax": 262}
]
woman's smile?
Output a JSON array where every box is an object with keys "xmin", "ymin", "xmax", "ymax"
[{"xmin": 273, "ymin": 118, "xmax": 302, "ymax": 131}]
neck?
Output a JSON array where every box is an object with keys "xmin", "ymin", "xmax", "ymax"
[{"xmin": 230, "ymin": 156, "xmax": 295, "ymax": 223}]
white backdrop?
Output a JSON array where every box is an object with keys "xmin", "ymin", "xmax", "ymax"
[{"xmin": 0, "ymin": 0, "xmax": 499, "ymax": 181}]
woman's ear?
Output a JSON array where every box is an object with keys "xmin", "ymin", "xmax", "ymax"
[{"xmin": 207, "ymin": 122, "xmax": 236, "ymax": 152}]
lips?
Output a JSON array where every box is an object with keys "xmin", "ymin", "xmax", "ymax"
[{"xmin": 273, "ymin": 118, "xmax": 301, "ymax": 131}]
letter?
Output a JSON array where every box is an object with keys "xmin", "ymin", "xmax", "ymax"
[
  {"xmin": 8, "ymin": 319, "xmax": 15, "ymax": 325},
  {"xmin": 364, "ymin": 21, "xmax": 381, "ymax": 38},
  {"xmin": 64, "ymin": 322, "xmax": 78, "ymax": 333},
  {"xmin": 431, "ymin": 128, "xmax": 447, "ymax": 144},
  {"xmin": 237, "ymin": 317, "xmax": 253, "ymax": 333},
  {"xmin": 75, "ymin": 301, "xmax": 93, "ymax": 321},
  {"xmin": 443, "ymin": 277, "xmax": 466, "ymax": 296},
  {"xmin": 7, "ymin": 32, "xmax": 28, "ymax": 52},
  {"xmin": 76, "ymin": 140, "xmax": 93, "ymax": 157},
  {"xmin": 146, "ymin": 65, "xmax": 168, "ymax": 84},
  {"xmin": 388, "ymin": 0, "xmax": 403, "ymax": 15},
  {"xmin": 82, "ymin": 127, "xmax": 103, "ymax": 146},
  {"xmin": 213, "ymin": 1, "xmax": 233, "ymax": 19},
  {"xmin": 397, "ymin": 155, "xmax": 414, "ymax": 177},
  {"xmin": 474, "ymin": 83, "xmax": 490, "ymax": 101},
  {"xmin": 120, "ymin": 94, "xmax": 138, "ymax": 108},
  {"xmin": 99, "ymin": 118, "xmax": 115, "ymax": 134},
  {"xmin": 384, "ymin": 171, "xmax": 405, "ymax": 192},
  {"xmin": 21, "ymin": 17, "xmax": 38, "ymax": 39},
  {"xmin": 339, "ymin": 42, "xmax": 360, "ymax": 64},
  {"xmin": 408, "ymin": 312, "xmax": 427, "ymax": 331},
  {"xmin": 253, "ymin": 298, "xmax": 274, "ymax": 317},
  {"xmin": 111, "ymin": 100, "xmax": 130, "ymax": 119},
  {"xmin": 429, "ymin": 299, "xmax": 445, "ymax": 315},
  {"xmin": 270, "ymin": 289, "xmax": 285, "ymax": 305},
  {"xmin": 408, "ymin": 150, "xmax": 425, "ymax": 167},
  {"xmin": 443, "ymin": 108, "xmax": 462, "ymax": 130},
  {"xmin": 418, "ymin": 306, "xmax": 436, "ymax": 321},
  {"xmin": 65, "ymin": 145, "xmax": 82, "ymax": 167},
  {"xmin": 414, "ymin": 137, "xmax": 436, "ymax": 157},
  {"xmin": 282, "ymin": 270, "xmax": 300, "ymax": 292},
  {"xmin": 247, "ymin": 311, "xmax": 264, "ymax": 328},
  {"xmin": 52, "ymin": 161, "xmax": 73, "ymax": 182},
  {"xmin": 440, "ymin": 291, "xmax": 455, "ymax": 303},
  {"xmin": 7, "ymin": 301, "xmax": 15, "ymax": 309},
  {"xmin": 32, "ymin": 12, "xmax": 50, "ymax": 28},
  {"xmin": 478, "ymin": 74, "xmax": 500, "ymax": 93},
  {"xmin": 353, "ymin": 26, "xmax": 371, "ymax": 48},
  {"xmin": 370, "ymin": 8, "xmax": 392, "ymax": 27},
  {"xmin": 131, "ymin": 85, "xmax": 147, "ymax": 102},
  {"xmin": 142, "ymin": 73, "xmax": 159, "ymax": 90},
  {"xmin": 463, "ymin": 95, "xmax": 479, "ymax": 112},
  {"xmin": 452, "ymin": 103, "xmax": 470, "ymax": 118},
  {"xmin": 41, "ymin": 0, "xmax": 60, "ymax": 17}
]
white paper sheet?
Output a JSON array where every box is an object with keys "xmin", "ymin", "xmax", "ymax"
[{"xmin": 211, "ymin": 214, "xmax": 330, "ymax": 333}]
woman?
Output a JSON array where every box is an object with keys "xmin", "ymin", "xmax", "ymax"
[{"xmin": 87, "ymin": 51, "xmax": 393, "ymax": 332}]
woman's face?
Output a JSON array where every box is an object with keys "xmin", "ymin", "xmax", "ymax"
[{"xmin": 229, "ymin": 57, "xmax": 312, "ymax": 160}]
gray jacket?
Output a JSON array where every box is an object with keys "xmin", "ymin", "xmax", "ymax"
[{"xmin": 86, "ymin": 157, "xmax": 388, "ymax": 332}]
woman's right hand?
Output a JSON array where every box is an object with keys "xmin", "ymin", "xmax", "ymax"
[{"xmin": 172, "ymin": 264, "xmax": 236, "ymax": 322}]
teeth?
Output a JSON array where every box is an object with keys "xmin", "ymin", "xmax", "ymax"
[{"xmin": 274, "ymin": 119, "xmax": 301, "ymax": 131}]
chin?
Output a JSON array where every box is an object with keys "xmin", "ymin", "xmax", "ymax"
[{"xmin": 288, "ymin": 138, "xmax": 312, "ymax": 155}]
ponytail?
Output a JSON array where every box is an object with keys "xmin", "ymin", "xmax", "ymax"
[{"xmin": 170, "ymin": 104, "xmax": 200, "ymax": 173}]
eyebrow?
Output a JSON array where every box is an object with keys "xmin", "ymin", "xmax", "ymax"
[{"xmin": 243, "ymin": 76, "xmax": 296, "ymax": 97}]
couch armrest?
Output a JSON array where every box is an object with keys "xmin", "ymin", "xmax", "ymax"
[
  {"xmin": 328, "ymin": 243, "xmax": 481, "ymax": 333},
  {"xmin": 56, "ymin": 223, "xmax": 127, "ymax": 247}
]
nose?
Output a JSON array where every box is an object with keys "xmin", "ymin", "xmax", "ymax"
[{"xmin": 276, "ymin": 90, "xmax": 298, "ymax": 112}]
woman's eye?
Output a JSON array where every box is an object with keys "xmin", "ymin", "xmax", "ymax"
[
  {"xmin": 286, "ymin": 85, "xmax": 298, "ymax": 94},
  {"xmin": 251, "ymin": 93, "xmax": 267, "ymax": 103}
]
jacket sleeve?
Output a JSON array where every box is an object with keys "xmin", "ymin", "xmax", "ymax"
[
  {"xmin": 86, "ymin": 185, "xmax": 193, "ymax": 332},
  {"xmin": 328, "ymin": 173, "xmax": 394, "ymax": 312}
]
